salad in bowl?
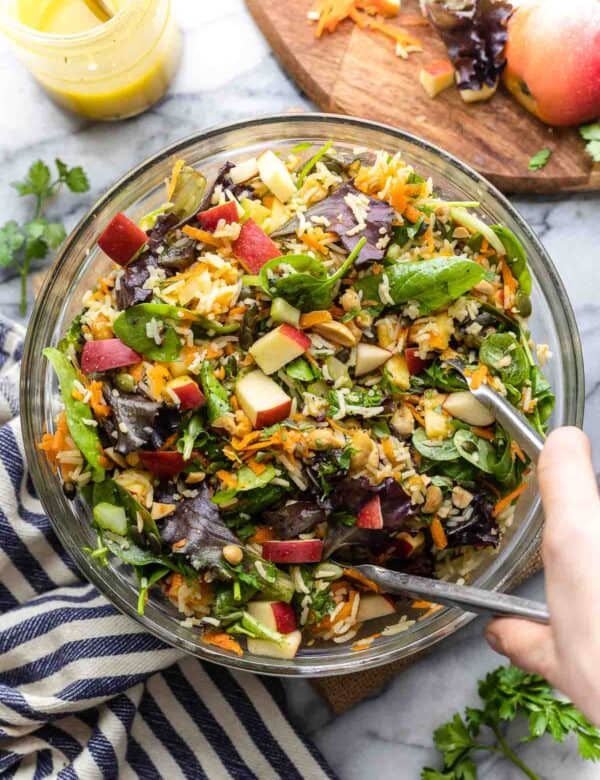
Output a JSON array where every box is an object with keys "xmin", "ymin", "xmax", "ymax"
[{"xmin": 40, "ymin": 140, "xmax": 554, "ymax": 660}]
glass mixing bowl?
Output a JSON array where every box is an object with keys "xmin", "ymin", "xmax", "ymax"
[{"xmin": 21, "ymin": 114, "xmax": 584, "ymax": 676}]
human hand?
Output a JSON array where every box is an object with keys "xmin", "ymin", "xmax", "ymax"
[{"xmin": 485, "ymin": 427, "xmax": 600, "ymax": 725}]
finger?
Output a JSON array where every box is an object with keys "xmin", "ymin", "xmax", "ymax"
[
  {"xmin": 485, "ymin": 618, "xmax": 559, "ymax": 682},
  {"xmin": 537, "ymin": 428, "xmax": 600, "ymax": 616}
]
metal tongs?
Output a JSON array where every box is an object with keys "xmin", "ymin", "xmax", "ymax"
[{"xmin": 340, "ymin": 359, "xmax": 549, "ymax": 623}]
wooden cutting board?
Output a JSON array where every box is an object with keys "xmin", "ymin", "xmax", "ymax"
[{"xmin": 246, "ymin": 0, "xmax": 599, "ymax": 194}]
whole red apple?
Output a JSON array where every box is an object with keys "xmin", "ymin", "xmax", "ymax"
[{"xmin": 503, "ymin": 0, "xmax": 600, "ymax": 126}]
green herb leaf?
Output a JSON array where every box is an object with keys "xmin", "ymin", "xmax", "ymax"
[
  {"xmin": 479, "ymin": 332, "xmax": 529, "ymax": 388},
  {"xmin": 528, "ymin": 148, "xmax": 552, "ymax": 171},
  {"xmin": 579, "ymin": 124, "xmax": 600, "ymax": 163},
  {"xmin": 453, "ymin": 429, "xmax": 497, "ymax": 474},
  {"xmin": 113, "ymin": 303, "xmax": 182, "ymax": 361},
  {"xmin": 13, "ymin": 160, "xmax": 52, "ymax": 198},
  {"xmin": 65, "ymin": 166, "xmax": 90, "ymax": 193},
  {"xmin": 0, "ymin": 221, "xmax": 25, "ymax": 267}
]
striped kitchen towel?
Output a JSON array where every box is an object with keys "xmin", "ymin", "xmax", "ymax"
[{"xmin": 0, "ymin": 315, "xmax": 336, "ymax": 780}]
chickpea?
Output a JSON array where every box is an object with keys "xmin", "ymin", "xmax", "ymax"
[
  {"xmin": 423, "ymin": 485, "xmax": 443, "ymax": 514},
  {"xmin": 222, "ymin": 544, "xmax": 244, "ymax": 566},
  {"xmin": 452, "ymin": 486, "xmax": 473, "ymax": 509},
  {"xmin": 340, "ymin": 288, "xmax": 361, "ymax": 313},
  {"xmin": 391, "ymin": 405, "xmax": 414, "ymax": 437},
  {"xmin": 350, "ymin": 430, "xmax": 378, "ymax": 471},
  {"xmin": 307, "ymin": 428, "xmax": 346, "ymax": 451}
]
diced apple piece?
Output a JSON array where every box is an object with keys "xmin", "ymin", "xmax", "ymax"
[
  {"xmin": 405, "ymin": 347, "xmax": 430, "ymax": 375},
  {"xmin": 247, "ymin": 629, "xmax": 302, "ymax": 660},
  {"xmin": 357, "ymin": 495, "xmax": 384, "ymax": 529},
  {"xmin": 271, "ymin": 297, "xmax": 301, "ymax": 327},
  {"xmin": 355, "ymin": 343, "xmax": 392, "ymax": 377},
  {"xmin": 230, "ymin": 157, "xmax": 259, "ymax": 185},
  {"xmin": 443, "ymin": 391, "xmax": 495, "ymax": 427},
  {"xmin": 385, "ymin": 353, "xmax": 410, "ymax": 390},
  {"xmin": 408, "ymin": 314, "xmax": 453, "ymax": 352},
  {"xmin": 232, "ymin": 219, "xmax": 281, "ymax": 273},
  {"xmin": 98, "ymin": 213, "xmax": 147, "ymax": 267},
  {"xmin": 249, "ymin": 324, "xmax": 311, "ymax": 375},
  {"xmin": 235, "ymin": 370, "xmax": 292, "ymax": 428},
  {"xmin": 261, "ymin": 539, "xmax": 324, "ymax": 564},
  {"xmin": 459, "ymin": 80, "xmax": 498, "ymax": 104},
  {"xmin": 247, "ymin": 601, "xmax": 297, "ymax": 634},
  {"xmin": 166, "ymin": 377, "xmax": 206, "ymax": 411},
  {"xmin": 357, "ymin": 593, "xmax": 396, "ymax": 622},
  {"xmin": 139, "ymin": 450, "xmax": 186, "ymax": 479},
  {"xmin": 424, "ymin": 393, "xmax": 452, "ymax": 440},
  {"xmin": 396, "ymin": 531, "xmax": 425, "ymax": 558},
  {"xmin": 81, "ymin": 339, "xmax": 141, "ymax": 374},
  {"xmin": 419, "ymin": 59, "xmax": 455, "ymax": 98},
  {"xmin": 197, "ymin": 202, "xmax": 239, "ymax": 231},
  {"xmin": 257, "ymin": 150, "xmax": 296, "ymax": 203}
]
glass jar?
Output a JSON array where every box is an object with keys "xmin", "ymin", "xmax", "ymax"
[
  {"xmin": 0, "ymin": 0, "xmax": 181, "ymax": 121},
  {"xmin": 21, "ymin": 115, "xmax": 584, "ymax": 676}
]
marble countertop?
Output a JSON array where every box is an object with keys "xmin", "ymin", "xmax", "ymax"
[{"xmin": 1, "ymin": 2, "xmax": 599, "ymax": 777}]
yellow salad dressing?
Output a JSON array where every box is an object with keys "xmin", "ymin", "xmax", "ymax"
[{"xmin": 0, "ymin": 0, "xmax": 181, "ymax": 120}]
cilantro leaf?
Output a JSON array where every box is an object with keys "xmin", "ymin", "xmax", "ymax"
[
  {"xmin": 12, "ymin": 160, "xmax": 52, "ymax": 198},
  {"xmin": 66, "ymin": 166, "xmax": 90, "ymax": 193},
  {"xmin": 0, "ymin": 221, "xmax": 25, "ymax": 267},
  {"xmin": 44, "ymin": 222, "xmax": 67, "ymax": 248},
  {"xmin": 528, "ymin": 148, "xmax": 552, "ymax": 171}
]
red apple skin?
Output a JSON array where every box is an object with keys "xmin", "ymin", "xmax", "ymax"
[
  {"xmin": 395, "ymin": 531, "xmax": 424, "ymax": 559},
  {"xmin": 98, "ymin": 213, "xmax": 147, "ymax": 266},
  {"xmin": 261, "ymin": 539, "xmax": 324, "ymax": 564},
  {"xmin": 197, "ymin": 202, "xmax": 239, "ymax": 231},
  {"xmin": 357, "ymin": 495, "xmax": 384, "ymax": 529},
  {"xmin": 81, "ymin": 339, "xmax": 142, "ymax": 374},
  {"xmin": 271, "ymin": 602, "xmax": 297, "ymax": 634},
  {"xmin": 404, "ymin": 348, "xmax": 430, "ymax": 375},
  {"xmin": 172, "ymin": 381, "xmax": 206, "ymax": 411},
  {"xmin": 254, "ymin": 399, "xmax": 292, "ymax": 428},
  {"xmin": 504, "ymin": 0, "xmax": 600, "ymax": 126},
  {"xmin": 139, "ymin": 451, "xmax": 186, "ymax": 479},
  {"xmin": 278, "ymin": 324, "xmax": 311, "ymax": 351},
  {"xmin": 232, "ymin": 219, "xmax": 281, "ymax": 272}
]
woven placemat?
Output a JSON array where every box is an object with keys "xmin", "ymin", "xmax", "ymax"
[{"xmin": 312, "ymin": 549, "xmax": 543, "ymax": 714}]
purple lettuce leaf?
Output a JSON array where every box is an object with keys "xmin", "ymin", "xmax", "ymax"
[
  {"xmin": 263, "ymin": 500, "xmax": 327, "ymax": 539},
  {"xmin": 160, "ymin": 486, "xmax": 240, "ymax": 576},
  {"xmin": 272, "ymin": 183, "xmax": 395, "ymax": 266},
  {"xmin": 101, "ymin": 388, "xmax": 160, "ymax": 454},
  {"xmin": 443, "ymin": 494, "xmax": 499, "ymax": 548}
]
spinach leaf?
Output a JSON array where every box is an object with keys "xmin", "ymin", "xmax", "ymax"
[
  {"xmin": 412, "ymin": 360, "xmax": 467, "ymax": 393},
  {"xmin": 113, "ymin": 304, "xmax": 181, "ymax": 361},
  {"xmin": 259, "ymin": 237, "xmax": 366, "ymax": 312},
  {"xmin": 200, "ymin": 363, "xmax": 231, "ymax": 424},
  {"xmin": 529, "ymin": 365, "xmax": 555, "ymax": 433},
  {"xmin": 223, "ymin": 484, "xmax": 287, "ymax": 518},
  {"xmin": 355, "ymin": 256, "xmax": 485, "ymax": 315},
  {"xmin": 479, "ymin": 332, "xmax": 529, "ymax": 387},
  {"xmin": 454, "ymin": 429, "xmax": 496, "ymax": 474},
  {"xmin": 103, "ymin": 532, "xmax": 169, "ymax": 568},
  {"xmin": 43, "ymin": 348, "xmax": 105, "ymax": 482},
  {"xmin": 491, "ymin": 225, "xmax": 532, "ymax": 295},
  {"xmin": 412, "ymin": 428, "xmax": 460, "ymax": 461}
]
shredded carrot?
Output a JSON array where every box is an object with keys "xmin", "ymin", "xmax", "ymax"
[
  {"xmin": 182, "ymin": 225, "xmax": 220, "ymax": 247},
  {"xmin": 247, "ymin": 458, "xmax": 266, "ymax": 476},
  {"xmin": 468, "ymin": 364, "xmax": 488, "ymax": 391},
  {"xmin": 351, "ymin": 632, "xmax": 382, "ymax": 652},
  {"xmin": 343, "ymin": 568, "xmax": 381, "ymax": 593},
  {"xmin": 216, "ymin": 470, "xmax": 237, "ymax": 489},
  {"xmin": 511, "ymin": 440, "xmax": 527, "ymax": 464},
  {"xmin": 214, "ymin": 366, "xmax": 225, "ymax": 381},
  {"xmin": 38, "ymin": 411, "xmax": 69, "ymax": 469},
  {"xmin": 129, "ymin": 363, "xmax": 144, "ymax": 383},
  {"xmin": 404, "ymin": 401, "xmax": 426, "ymax": 428},
  {"xmin": 202, "ymin": 632, "xmax": 243, "ymax": 657},
  {"xmin": 300, "ymin": 232, "xmax": 329, "ymax": 255},
  {"xmin": 472, "ymin": 426, "xmax": 495, "ymax": 441},
  {"xmin": 147, "ymin": 363, "xmax": 171, "ymax": 401},
  {"xmin": 165, "ymin": 573, "xmax": 184, "ymax": 598},
  {"xmin": 232, "ymin": 431, "xmax": 262, "ymax": 450},
  {"xmin": 430, "ymin": 515, "xmax": 448, "ymax": 550},
  {"xmin": 480, "ymin": 238, "xmax": 489, "ymax": 254},
  {"xmin": 493, "ymin": 482, "xmax": 528, "ymax": 517},
  {"xmin": 500, "ymin": 261, "xmax": 518, "ymax": 311},
  {"xmin": 402, "ymin": 204, "xmax": 423, "ymax": 223},
  {"xmin": 88, "ymin": 381, "xmax": 110, "ymax": 418},
  {"xmin": 381, "ymin": 437, "xmax": 396, "ymax": 463},
  {"xmin": 160, "ymin": 433, "xmax": 179, "ymax": 452},
  {"xmin": 205, "ymin": 346, "xmax": 222, "ymax": 360},
  {"xmin": 228, "ymin": 306, "xmax": 247, "ymax": 317},
  {"xmin": 166, "ymin": 159, "xmax": 185, "ymax": 201},
  {"xmin": 249, "ymin": 526, "xmax": 275, "ymax": 544},
  {"xmin": 230, "ymin": 395, "xmax": 239, "ymax": 411},
  {"xmin": 412, "ymin": 600, "xmax": 434, "ymax": 610},
  {"xmin": 300, "ymin": 310, "xmax": 332, "ymax": 328}
]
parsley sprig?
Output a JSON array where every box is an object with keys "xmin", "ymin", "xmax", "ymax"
[
  {"xmin": 422, "ymin": 665, "xmax": 600, "ymax": 779},
  {"xmin": 0, "ymin": 159, "xmax": 89, "ymax": 314},
  {"xmin": 579, "ymin": 123, "xmax": 600, "ymax": 163}
]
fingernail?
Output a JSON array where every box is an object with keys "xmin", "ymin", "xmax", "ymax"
[{"xmin": 485, "ymin": 629, "xmax": 502, "ymax": 654}]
